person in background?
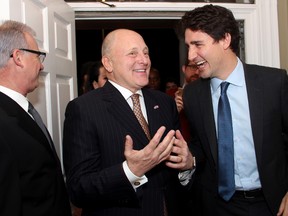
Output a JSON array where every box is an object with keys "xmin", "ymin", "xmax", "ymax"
[
  {"xmin": 88, "ymin": 60, "xmax": 108, "ymax": 90},
  {"xmin": 146, "ymin": 66, "xmax": 162, "ymax": 91},
  {"xmin": 63, "ymin": 28, "xmax": 194, "ymax": 216},
  {"xmin": 179, "ymin": 4, "xmax": 288, "ymax": 216},
  {"xmin": 164, "ymin": 76, "xmax": 179, "ymax": 97},
  {"xmin": 0, "ymin": 20, "xmax": 71, "ymax": 216},
  {"xmin": 175, "ymin": 61, "xmax": 199, "ymax": 113},
  {"xmin": 79, "ymin": 61, "xmax": 94, "ymax": 95},
  {"xmin": 182, "ymin": 62, "xmax": 200, "ymax": 85},
  {"xmin": 79, "ymin": 61, "xmax": 108, "ymax": 94}
]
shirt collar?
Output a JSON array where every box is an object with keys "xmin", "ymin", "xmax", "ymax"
[
  {"xmin": 211, "ymin": 57, "xmax": 245, "ymax": 93},
  {"xmin": 0, "ymin": 85, "xmax": 29, "ymax": 111},
  {"xmin": 108, "ymin": 80, "xmax": 143, "ymax": 101}
]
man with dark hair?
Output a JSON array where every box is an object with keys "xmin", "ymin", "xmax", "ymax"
[{"xmin": 179, "ymin": 4, "xmax": 288, "ymax": 216}]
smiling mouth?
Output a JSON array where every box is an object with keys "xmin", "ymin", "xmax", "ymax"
[
  {"xmin": 135, "ymin": 69, "xmax": 146, "ymax": 73},
  {"xmin": 196, "ymin": 60, "xmax": 206, "ymax": 68}
]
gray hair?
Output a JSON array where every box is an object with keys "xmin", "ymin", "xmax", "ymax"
[{"xmin": 0, "ymin": 20, "xmax": 36, "ymax": 68}]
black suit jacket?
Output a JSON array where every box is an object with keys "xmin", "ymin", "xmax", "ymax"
[
  {"xmin": 63, "ymin": 81, "xmax": 187, "ymax": 216},
  {"xmin": 0, "ymin": 92, "xmax": 71, "ymax": 216},
  {"xmin": 183, "ymin": 63, "xmax": 288, "ymax": 215}
]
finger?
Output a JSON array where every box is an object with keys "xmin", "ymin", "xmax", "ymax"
[
  {"xmin": 277, "ymin": 194, "xmax": 288, "ymax": 216},
  {"xmin": 147, "ymin": 126, "xmax": 166, "ymax": 149},
  {"xmin": 146, "ymin": 130, "xmax": 175, "ymax": 164},
  {"xmin": 165, "ymin": 160, "xmax": 182, "ymax": 169},
  {"xmin": 124, "ymin": 135, "xmax": 133, "ymax": 157},
  {"xmin": 175, "ymin": 130, "xmax": 184, "ymax": 140},
  {"xmin": 156, "ymin": 130, "xmax": 175, "ymax": 151},
  {"xmin": 158, "ymin": 136, "xmax": 175, "ymax": 162}
]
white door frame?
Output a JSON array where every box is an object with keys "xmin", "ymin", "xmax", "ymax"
[{"xmin": 68, "ymin": 0, "xmax": 280, "ymax": 68}]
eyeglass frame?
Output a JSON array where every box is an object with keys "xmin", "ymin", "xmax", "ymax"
[
  {"xmin": 186, "ymin": 64, "xmax": 198, "ymax": 71},
  {"xmin": 10, "ymin": 48, "xmax": 46, "ymax": 63}
]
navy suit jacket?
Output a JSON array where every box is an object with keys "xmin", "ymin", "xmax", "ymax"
[
  {"xmin": 183, "ymin": 63, "xmax": 288, "ymax": 215},
  {"xmin": 63, "ymin": 81, "xmax": 187, "ymax": 216},
  {"xmin": 0, "ymin": 92, "xmax": 71, "ymax": 216}
]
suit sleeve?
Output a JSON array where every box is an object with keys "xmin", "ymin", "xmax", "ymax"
[
  {"xmin": 281, "ymin": 70, "xmax": 288, "ymax": 157},
  {"xmin": 0, "ymin": 132, "xmax": 22, "ymax": 216}
]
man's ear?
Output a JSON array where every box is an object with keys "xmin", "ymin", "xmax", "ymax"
[
  {"xmin": 222, "ymin": 33, "xmax": 232, "ymax": 50},
  {"xmin": 11, "ymin": 50, "xmax": 24, "ymax": 67},
  {"xmin": 102, "ymin": 56, "xmax": 112, "ymax": 73}
]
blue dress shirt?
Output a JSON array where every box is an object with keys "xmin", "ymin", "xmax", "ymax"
[{"xmin": 210, "ymin": 58, "xmax": 262, "ymax": 190}]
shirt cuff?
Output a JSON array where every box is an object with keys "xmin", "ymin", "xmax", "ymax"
[
  {"xmin": 123, "ymin": 161, "xmax": 148, "ymax": 190},
  {"xmin": 178, "ymin": 157, "xmax": 196, "ymax": 186}
]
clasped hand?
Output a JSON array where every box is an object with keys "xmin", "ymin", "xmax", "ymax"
[{"xmin": 124, "ymin": 126, "xmax": 194, "ymax": 177}]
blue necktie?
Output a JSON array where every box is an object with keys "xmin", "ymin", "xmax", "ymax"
[{"xmin": 217, "ymin": 82, "xmax": 235, "ymax": 201}]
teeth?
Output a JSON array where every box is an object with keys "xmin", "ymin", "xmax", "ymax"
[{"xmin": 196, "ymin": 60, "xmax": 206, "ymax": 66}]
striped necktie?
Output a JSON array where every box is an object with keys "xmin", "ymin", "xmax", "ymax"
[{"xmin": 131, "ymin": 94, "xmax": 151, "ymax": 140}]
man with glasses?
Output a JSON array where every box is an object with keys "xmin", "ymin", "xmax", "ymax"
[
  {"xmin": 12, "ymin": 48, "xmax": 46, "ymax": 63},
  {"xmin": 0, "ymin": 20, "xmax": 71, "ymax": 216}
]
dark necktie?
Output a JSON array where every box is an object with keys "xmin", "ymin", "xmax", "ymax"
[
  {"xmin": 131, "ymin": 94, "xmax": 151, "ymax": 140},
  {"xmin": 217, "ymin": 82, "xmax": 235, "ymax": 201},
  {"xmin": 28, "ymin": 102, "xmax": 53, "ymax": 148}
]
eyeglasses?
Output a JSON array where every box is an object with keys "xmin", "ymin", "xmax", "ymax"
[
  {"xmin": 10, "ymin": 48, "xmax": 46, "ymax": 63},
  {"xmin": 186, "ymin": 64, "xmax": 198, "ymax": 70}
]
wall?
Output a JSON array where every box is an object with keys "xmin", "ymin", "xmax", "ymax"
[{"xmin": 278, "ymin": 0, "xmax": 288, "ymax": 71}]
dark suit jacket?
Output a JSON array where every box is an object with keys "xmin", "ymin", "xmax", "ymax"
[
  {"xmin": 63, "ymin": 81, "xmax": 187, "ymax": 216},
  {"xmin": 183, "ymin": 63, "xmax": 288, "ymax": 215},
  {"xmin": 0, "ymin": 92, "xmax": 71, "ymax": 216}
]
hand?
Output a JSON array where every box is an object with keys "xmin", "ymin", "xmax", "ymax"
[
  {"xmin": 124, "ymin": 126, "xmax": 175, "ymax": 177},
  {"xmin": 165, "ymin": 130, "xmax": 194, "ymax": 171},
  {"xmin": 277, "ymin": 192, "xmax": 288, "ymax": 216},
  {"xmin": 174, "ymin": 92, "xmax": 184, "ymax": 113}
]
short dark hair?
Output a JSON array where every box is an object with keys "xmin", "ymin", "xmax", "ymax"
[
  {"xmin": 178, "ymin": 4, "xmax": 240, "ymax": 54},
  {"xmin": 89, "ymin": 61, "xmax": 104, "ymax": 84}
]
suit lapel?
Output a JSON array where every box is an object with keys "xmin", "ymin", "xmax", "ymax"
[
  {"xmin": 243, "ymin": 64, "xmax": 263, "ymax": 164},
  {"xmin": 142, "ymin": 89, "xmax": 162, "ymax": 136},
  {"xmin": 103, "ymin": 82, "xmax": 149, "ymax": 147},
  {"xmin": 199, "ymin": 80, "xmax": 218, "ymax": 163}
]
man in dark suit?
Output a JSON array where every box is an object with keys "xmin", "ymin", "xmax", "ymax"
[
  {"xmin": 63, "ymin": 29, "xmax": 194, "ymax": 216},
  {"xmin": 0, "ymin": 21, "xmax": 71, "ymax": 216},
  {"xmin": 178, "ymin": 4, "xmax": 288, "ymax": 216}
]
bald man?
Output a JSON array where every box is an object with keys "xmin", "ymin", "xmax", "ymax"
[{"xmin": 63, "ymin": 29, "xmax": 194, "ymax": 216}]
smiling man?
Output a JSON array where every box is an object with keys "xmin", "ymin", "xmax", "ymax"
[
  {"xmin": 63, "ymin": 29, "xmax": 194, "ymax": 216},
  {"xmin": 178, "ymin": 4, "xmax": 288, "ymax": 216}
]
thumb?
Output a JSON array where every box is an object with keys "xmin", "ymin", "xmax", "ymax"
[{"xmin": 124, "ymin": 135, "xmax": 134, "ymax": 156}]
